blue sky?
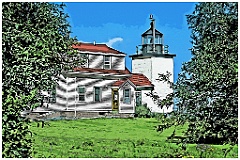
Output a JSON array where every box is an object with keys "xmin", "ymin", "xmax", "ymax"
[{"xmin": 63, "ymin": 2, "xmax": 197, "ymax": 82}]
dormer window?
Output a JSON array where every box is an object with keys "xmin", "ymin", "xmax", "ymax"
[{"xmin": 104, "ymin": 55, "xmax": 111, "ymax": 69}]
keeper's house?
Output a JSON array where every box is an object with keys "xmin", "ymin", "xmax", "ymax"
[{"xmin": 41, "ymin": 42, "xmax": 154, "ymax": 114}]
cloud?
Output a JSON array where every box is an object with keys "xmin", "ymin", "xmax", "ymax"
[
  {"xmin": 78, "ymin": 40, "xmax": 92, "ymax": 43},
  {"xmin": 78, "ymin": 37, "xmax": 123, "ymax": 48},
  {"xmin": 105, "ymin": 37, "xmax": 123, "ymax": 47}
]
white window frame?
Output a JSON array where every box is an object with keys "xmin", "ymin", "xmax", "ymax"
[
  {"xmin": 123, "ymin": 88, "xmax": 131, "ymax": 104},
  {"xmin": 94, "ymin": 87, "xmax": 101, "ymax": 102},
  {"xmin": 77, "ymin": 86, "xmax": 85, "ymax": 102},
  {"xmin": 104, "ymin": 55, "xmax": 111, "ymax": 69}
]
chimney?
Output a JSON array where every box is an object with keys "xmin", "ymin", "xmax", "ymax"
[
  {"xmin": 93, "ymin": 40, "xmax": 96, "ymax": 45},
  {"xmin": 150, "ymin": 14, "xmax": 156, "ymax": 53}
]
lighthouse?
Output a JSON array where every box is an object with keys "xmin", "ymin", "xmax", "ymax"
[{"xmin": 130, "ymin": 14, "xmax": 176, "ymax": 113}]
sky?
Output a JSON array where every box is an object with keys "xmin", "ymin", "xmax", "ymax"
[{"xmin": 63, "ymin": 2, "xmax": 197, "ymax": 82}]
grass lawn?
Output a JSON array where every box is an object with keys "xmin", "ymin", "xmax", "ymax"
[{"xmin": 30, "ymin": 118, "xmax": 238, "ymax": 158}]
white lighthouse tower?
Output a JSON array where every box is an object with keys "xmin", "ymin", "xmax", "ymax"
[{"xmin": 130, "ymin": 15, "xmax": 176, "ymax": 113}]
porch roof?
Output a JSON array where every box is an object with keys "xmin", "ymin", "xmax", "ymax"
[{"xmin": 112, "ymin": 73, "xmax": 154, "ymax": 88}]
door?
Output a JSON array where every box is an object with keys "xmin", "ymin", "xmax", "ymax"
[
  {"xmin": 135, "ymin": 91, "xmax": 142, "ymax": 106},
  {"xmin": 112, "ymin": 88, "xmax": 119, "ymax": 110}
]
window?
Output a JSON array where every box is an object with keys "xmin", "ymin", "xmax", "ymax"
[
  {"xmin": 80, "ymin": 53, "xmax": 89, "ymax": 68},
  {"xmin": 104, "ymin": 55, "xmax": 111, "ymax": 69},
  {"xmin": 155, "ymin": 35, "xmax": 160, "ymax": 44},
  {"xmin": 123, "ymin": 88, "xmax": 131, "ymax": 104},
  {"xmin": 94, "ymin": 87, "xmax": 101, "ymax": 102},
  {"xmin": 147, "ymin": 36, "xmax": 153, "ymax": 44},
  {"xmin": 78, "ymin": 86, "xmax": 85, "ymax": 102},
  {"xmin": 144, "ymin": 37, "xmax": 148, "ymax": 44}
]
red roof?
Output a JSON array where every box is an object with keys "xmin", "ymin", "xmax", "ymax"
[
  {"xmin": 112, "ymin": 73, "xmax": 153, "ymax": 87},
  {"xmin": 73, "ymin": 67, "xmax": 131, "ymax": 75},
  {"xmin": 72, "ymin": 43, "xmax": 125, "ymax": 55},
  {"xmin": 129, "ymin": 74, "xmax": 153, "ymax": 86},
  {"xmin": 73, "ymin": 67, "xmax": 152, "ymax": 87},
  {"xmin": 112, "ymin": 79, "xmax": 126, "ymax": 86}
]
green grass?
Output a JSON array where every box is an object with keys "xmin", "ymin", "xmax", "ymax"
[{"xmin": 30, "ymin": 118, "xmax": 238, "ymax": 158}]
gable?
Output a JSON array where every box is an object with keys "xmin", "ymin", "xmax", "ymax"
[
  {"xmin": 121, "ymin": 81, "xmax": 134, "ymax": 88},
  {"xmin": 112, "ymin": 73, "xmax": 154, "ymax": 90}
]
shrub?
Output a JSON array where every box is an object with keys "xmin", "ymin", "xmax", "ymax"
[{"xmin": 135, "ymin": 105, "xmax": 152, "ymax": 118}]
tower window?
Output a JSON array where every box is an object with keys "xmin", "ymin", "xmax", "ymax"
[
  {"xmin": 144, "ymin": 37, "xmax": 148, "ymax": 44},
  {"xmin": 155, "ymin": 35, "xmax": 162, "ymax": 44},
  {"xmin": 104, "ymin": 55, "xmax": 111, "ymax": 69},
  {"xmin": 147, "ymin": 36, "xmax": 153, "ymax": 44},
  {"xmin": 155, "ymin": 35, "xmax": 159, "ymax": 44}
]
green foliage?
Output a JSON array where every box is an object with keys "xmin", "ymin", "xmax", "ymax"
[
  {"xmin": 181, "ymin": 2, "xmax": 238, "ymax": 145},
  {"xmin": 30, "ymin": 118, "xmax": 238, "ymax": 158},
  {"xmin": 134, "ymin": 105, "xmax": 152, "ymax": 118},
  {"xmin": 2, "ymin": 2, "xmax": 80, "ymax": 157},
  {"xmin": 147, "ymin": 2, "xmax": 238, "ymax": 145},
  {"xmin": 155, "ymin": 113, "xmax": 178, "ymax": 133},
  {"xmin": 2, "ymin": 94, "xmax": 32, "ymax": 157}
]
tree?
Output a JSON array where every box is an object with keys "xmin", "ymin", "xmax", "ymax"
[
  {"xmin": 182, "ymin": 2, "xmax": 238, "ymax": 144},
  {"xmin": 2, "ymin": 2, "xmax": 81, "ymax": 157},
  {"xmin": 148, "ymin": 2, "xmax": 238, "ymax": 145}
]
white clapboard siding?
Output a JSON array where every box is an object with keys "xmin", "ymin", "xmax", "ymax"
[
  {"xmin": 112, "ymin": 56, "xmax": 125, "ymax": 70},
  {"xmin": 88, "ymin": 54, "xmax": 103, "ymax": 69},
  {"xmin": 44, "ymin": 76, "xmax": 117, "ymax": 112},
  {"xmin": 84, "ymin": 53, "xmax": 125, "ymax": 70}
]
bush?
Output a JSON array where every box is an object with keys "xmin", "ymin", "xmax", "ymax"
[{"xmin": 135, "ymin": 105, "xmax": 152, "ymax": 118}]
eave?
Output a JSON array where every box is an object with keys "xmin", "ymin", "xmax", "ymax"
[
  {"xmin": 62, "ymin": 71, "xmax": 132, "ymax": 80},
  {"xmin": 129, "ymin": 53, "xmax": 176, "ymax": 59},
  {"xmin": 78, "ymin": 50, "xmax": 126, "ymax": 57}
]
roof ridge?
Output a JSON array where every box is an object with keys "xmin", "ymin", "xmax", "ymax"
[
  {"xmin": 72, "ymin": 42, "xmax": 125, "ymax": 55},
  {"xmin": 106, "ymin": 44, "xmax": 125, "ymax": 55}
]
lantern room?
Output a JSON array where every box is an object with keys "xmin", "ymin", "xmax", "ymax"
[{"xmin": 138, "ymin": 15, "xmax": 166, "ymax": 55}]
